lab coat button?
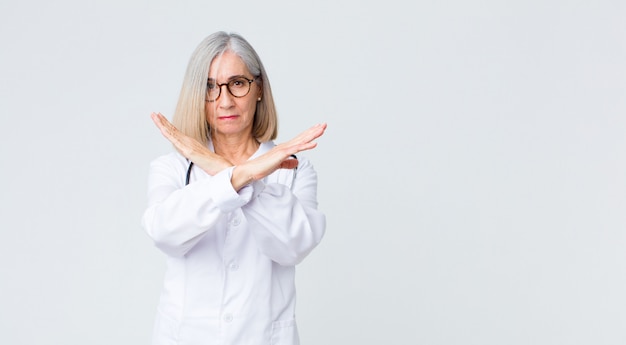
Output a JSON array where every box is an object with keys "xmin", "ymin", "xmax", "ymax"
[
  {"xmin": 231, "ymin": 217, "xmax": 241, "ymax": 226},
  {"xmin": 229, "ymin": 263, "xmax": 239, "ymax": 271},
  {"xmin": 223, "ymin": 313, "xmax": 233, "ymax": 322}
]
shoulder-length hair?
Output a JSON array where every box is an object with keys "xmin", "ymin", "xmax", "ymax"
[{"xmin": 172, "ymin": 31, "xmax": 278, "ymax": 145}]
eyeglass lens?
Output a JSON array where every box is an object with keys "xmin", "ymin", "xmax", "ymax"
[{"xmin": 207, "ymin": 77, "xmax": 253, "ymax": 101}]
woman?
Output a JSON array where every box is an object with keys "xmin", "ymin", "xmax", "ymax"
[{"xmin": 142, "ymin": 31, "xmax": 327, "ymax": 345}]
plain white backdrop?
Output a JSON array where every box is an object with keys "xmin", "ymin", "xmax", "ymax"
[{"xmin": 1, "ymin": 0, "xmax": 625, "ymax": 344}]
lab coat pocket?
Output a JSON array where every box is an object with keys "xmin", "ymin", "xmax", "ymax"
[{"xmin": 270, "ymin": 319, "xmax": 299, "ymax": 345}]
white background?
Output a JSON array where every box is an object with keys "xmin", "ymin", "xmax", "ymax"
[{"xmin": 1, "ymin": 1, "xmax": 625, "ymax": 344}]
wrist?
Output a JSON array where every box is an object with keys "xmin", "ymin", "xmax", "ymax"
[{"xmin": 231, "ymin": 165, "xmax": 255, "ymax": 191}]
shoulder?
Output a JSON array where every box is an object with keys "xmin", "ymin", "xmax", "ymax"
[
  {"xmin": 257, "ymin": 140, "xmax": 276, "ymax": 153},
  {"xmin": 149, "ymin": 151, "xmax": 189, "ymax": 175},
  {"xmin": 150, "ymin": 151, "xmax": 186, "ymax": 166},
  {"xmin": 146, "ymin": 152, "xmax": 191, "ymax": 188}
]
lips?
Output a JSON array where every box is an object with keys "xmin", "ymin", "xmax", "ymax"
[{"xmin": 218, "ymin": 115, "xmax": 239, "ymax": 120}]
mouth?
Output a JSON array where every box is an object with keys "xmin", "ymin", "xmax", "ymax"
[{"xmin": 218, "ymin": 115, "xmax": 239, "ymax": 120}]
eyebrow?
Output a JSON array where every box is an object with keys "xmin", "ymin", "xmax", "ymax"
[{"xmin": 207, "ymin": 75, "xmax": 250, "ymax": 83}]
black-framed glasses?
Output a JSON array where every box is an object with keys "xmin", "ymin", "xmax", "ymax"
[{"xmin": 206, "ymin": 76, "xmax": 256, "ymax": 102}]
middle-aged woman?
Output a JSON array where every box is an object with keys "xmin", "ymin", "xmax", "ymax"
[{"xmin": 142, "ymin": 31, "xmax": 327, "ymax": 345}]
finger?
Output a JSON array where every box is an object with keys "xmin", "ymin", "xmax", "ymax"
[
  {"xmin": 151, "ymin": 113, "xmax": 173, "ymax": 140},
  {"xmin": 150, "ymin": 113, "xmax": 201, "ymax": 160},
  {"xmin": 151, "ymin": 112, "xmax": 165, "ymax": 131},
  {"xmin": 151, "ymin": 113, "xmax": 172, "ymax": 135},
  {"xmin": 154, "ymin": 113, "xmax": 181, "ymax": 142},
  {"xmin": 288, "ymin": 123, "xmax": 327, "ymax": 146},
  {"xmin": 292, "ymin": 142, "xmax": 317, "ymax": 154},
  {"xmin": 282, "ymin": 126, "xmax": 324, "ymax": 154},
  {"xmin": 157, "ymin": 113, "xmax": 177, "ymax": 134}
]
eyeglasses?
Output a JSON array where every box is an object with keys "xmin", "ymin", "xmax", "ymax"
[{"xmin": 206, "ymin": 76, "xmax": 256, "ymax": 102}]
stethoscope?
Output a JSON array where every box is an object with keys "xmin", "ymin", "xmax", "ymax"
[{"xmin": 185, "ymin": 154, "xmax": 298, "ymax": 189}]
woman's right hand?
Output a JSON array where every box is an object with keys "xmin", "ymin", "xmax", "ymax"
[{"xmin": 151, "ymin": 112, "xmax": 233, "ymax": 176}]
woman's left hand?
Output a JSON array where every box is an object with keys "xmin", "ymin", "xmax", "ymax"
[{"xmin": 231, "ymin": 123, "xmax": 327, "ymax": 190}]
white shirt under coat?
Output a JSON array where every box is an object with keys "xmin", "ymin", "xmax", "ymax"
[{"xmin": 142, "ymin": 141, "xmax": 326, "ymax": 345}]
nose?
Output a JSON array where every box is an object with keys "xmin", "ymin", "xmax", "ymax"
[{"xmin": 217, "ymin": 84, "xmax": 235, "ymax": 108}]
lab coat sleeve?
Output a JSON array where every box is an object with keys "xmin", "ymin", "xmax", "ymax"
[
  {"xmin": 243, "ymin": 158, "xmax": 326, "ymax": 266},
  {"xmin": 141, "ymin": 155, "xmax": 251, "ymax": 257}
]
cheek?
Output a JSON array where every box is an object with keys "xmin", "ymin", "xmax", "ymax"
[
  {"xmin": 246, "ymin": 97, "xmax": 259, "ymax": 114},
  {"xmin": 248, "ymin": 102, "xmax": 258, "ymax": 116},
  {"xmin": 205, "ymin": 106, "xmax": 216, "ymax": 125}
]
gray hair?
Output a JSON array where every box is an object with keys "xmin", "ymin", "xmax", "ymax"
[{"xmin": 172, "ymin": 31, "xmax": 278, "ymax": 145}]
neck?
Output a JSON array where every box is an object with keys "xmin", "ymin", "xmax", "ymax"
[{"xmin": 212, "ymin": 134, "xmax": 259, "ymax": 165}]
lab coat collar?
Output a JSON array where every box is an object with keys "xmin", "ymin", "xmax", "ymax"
[{"xmin": 207, "ymin": 139, "xmax": 275, "ymax": 161}]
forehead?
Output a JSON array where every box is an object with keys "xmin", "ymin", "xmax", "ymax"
[{"xmin": 208, "ymin": 51, "xmax": 250, "ymax": 79}]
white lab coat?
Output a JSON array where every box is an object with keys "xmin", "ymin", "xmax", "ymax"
[{"xmin": 142, "ymin": 141, "xmax": 326, "ymax": 345}]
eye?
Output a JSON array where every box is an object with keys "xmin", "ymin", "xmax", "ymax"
[
  {"xmin": 207, "ymin": 82, "xmax": 217, "ymax": 90},
  {"xmin": 230, "ymin": 78, "xmax": 247, "ymax": 88}
]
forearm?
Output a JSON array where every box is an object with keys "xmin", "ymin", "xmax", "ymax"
[
  {"xmin": 142, "ymin": 178, "xmax": 225, "ymax": 257},
  {"xmin": 244, "ymin": 187, "xmax": 326, "ymax": 266},
  {"xmin": 142, "ymin": 158, "xmax": 251, "ymax": 257},
  {"xmin": 242, "ymin": 161, "xmax": 326, "ymax": 266}
]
